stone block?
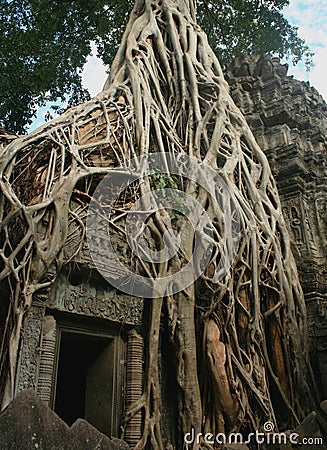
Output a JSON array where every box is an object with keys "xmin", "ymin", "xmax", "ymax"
[
  {"xmin": 0, "ymin": 390, "xmax": 129, "ymax": 450},
  {"xmin": 295, "ymin": 411, "xmax": 326, "ymax": 450}
]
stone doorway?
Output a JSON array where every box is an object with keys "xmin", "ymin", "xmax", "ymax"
[
  {"xmin": 14, "ymin": 287, "xmax": 144, "ymax": 446},
  {"xmin": 54, "ymin": 330, "xmax": 115, "ymax": 435},
  {"xmin": 32, "ymin": 315, "xmax": 126, "ymax": 438}
]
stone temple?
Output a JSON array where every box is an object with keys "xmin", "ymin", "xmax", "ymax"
[
  {"xmin": 0, "ymin": 53, "xmax": 326, "ymax": 449},
  {"xmin": 225, "ymin": 55, "xmax": 327, "ymax": 399}
]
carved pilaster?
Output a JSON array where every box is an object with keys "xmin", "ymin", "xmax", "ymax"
[
  {"xmin": 15, "ymin": 305, "xmax": 45, "ymax": 394},
  {"xmin": 125, "ymin": 330, "xmax": 143, "ymax": 447},
  {"xmin": 37, "ymin": 316, "xmax": 57, "ymax": 408}
]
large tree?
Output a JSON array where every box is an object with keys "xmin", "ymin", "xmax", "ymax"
[
  {"xmin": 0, "ymin": 0, "xmax": 316, "ymax": 448},
  {"xmin": 0, "ymin": 0, "xmax": 313, "ymax": 134}
]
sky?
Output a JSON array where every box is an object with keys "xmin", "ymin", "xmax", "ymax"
[
  {"xmin": 283, "ymin": 0, "xmax": 327, "ymax": 100},
  {"xmin": 30, "ymin": 0, "xmax": 327, "ymax": 130}
]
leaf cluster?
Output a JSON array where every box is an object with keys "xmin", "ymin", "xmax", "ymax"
[
  {"xmin": 0, "ymin": 0, "xmax": 313, "ymax": 134},
  {"xmin": 197, "ymin": 0, "xmax": 313, "ymax": 69},
  {"xmin": 0, "ymin": 0, "xmax": 132, "ymax": 133}
]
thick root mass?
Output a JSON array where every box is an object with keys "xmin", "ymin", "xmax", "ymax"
[{"xmin": 0, "ymin": 0, "xmax": 315, "ymax": 448}]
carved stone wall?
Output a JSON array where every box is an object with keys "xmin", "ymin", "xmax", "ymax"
[
  {"xmin": 225, "ymin": 54, "xmax": 327, "ymax": 396},
  {"xmin": 13, "ymin": 264, "xmax": 144, "ymax": 442},
  {"xmin": 125, "ymin": 331, "xmax": 143, "ymax": 447},
  {"xmin": 37, "ymin": 315, "xmax": 57, "ymax": 408},
  {"xmin": 9, "ymin": 178, "xmax": 145, "ymax": 439},
  {"xmin": 47, "ymin": 273, "xmax": 143, "ymax": 325},
  {"xmin": 15, "ymin": 305, "xmax": 45, "ymax": 394}
]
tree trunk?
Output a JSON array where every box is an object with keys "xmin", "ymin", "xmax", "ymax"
[{"xmin": 0, "ymin": 0, "xmax": 316, "ymax": 447}]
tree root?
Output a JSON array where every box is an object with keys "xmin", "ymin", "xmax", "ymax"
[{"xmin": 0, "ymin": 0, "xmax": 316, "ymax": 447}]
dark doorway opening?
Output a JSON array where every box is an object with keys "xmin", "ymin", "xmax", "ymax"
[{"xmin": 54, "ymin": 331, "xmax": 114, "ymax": 435}]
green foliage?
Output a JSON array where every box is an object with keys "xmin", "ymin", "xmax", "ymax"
[
  {"xmin": 197, "ymin": 0, "xmax": 313, "ymax": 70},
  {"xmin": 0, "ymin": 0, "xmax": 313, "ymax": 134},
  {"xmin": 150, "ymin": 172, "xmax": 180, "ymax": 191},
  {"xmin": 0, "ymin": 0, "xmax": 132, "ymax": 133}
]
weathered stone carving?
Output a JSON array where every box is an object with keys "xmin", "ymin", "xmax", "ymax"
[
  {"xmin": 290, "ymin": 205, "xmax": 303, "ymax": 244},
  {"xmin": 125, "ymin": 330, "xmax": 143, "ymax": 447},
  {"xmin": 37, "ymin": 316, "xmax": 57, "ymax": 408},
  {"xmin": 226, "ymin": 54, "xmax": 327, "ymax": 396},
  {"xmin": 15, "ymin": 306, "xmax": 45, "ymax": 394},
  {"xmin": 47, "ymin": 274, "xmax": 143, "ymax": 326}
]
